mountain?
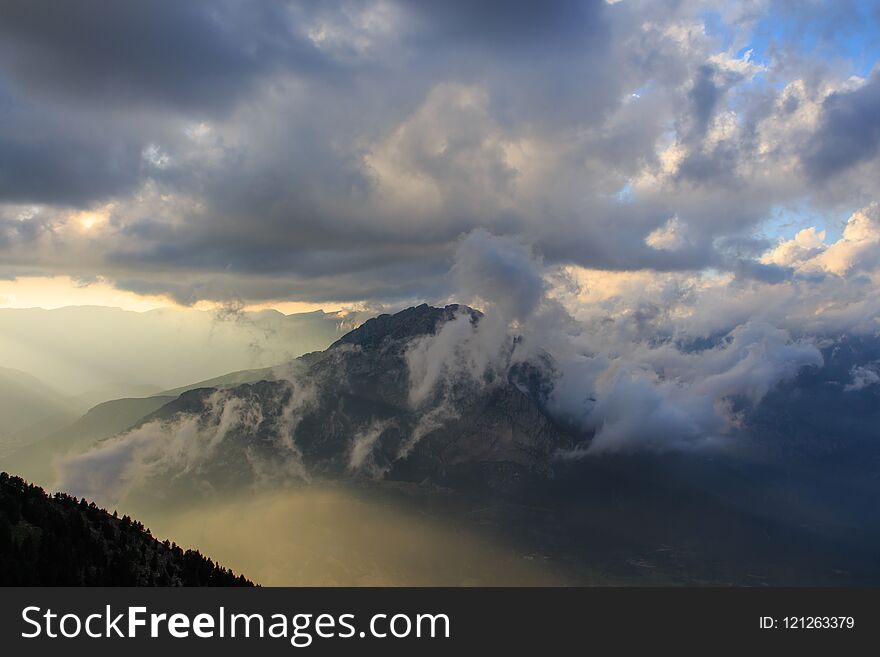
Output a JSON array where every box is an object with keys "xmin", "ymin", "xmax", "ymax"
[
  {"xmin": 158, "ymin": 366, "xmax": 276, "ymax": 398},
  {"xmin": 3, "ymin": 395, "xmax": 175, "ymax": 487},
  {"xmin": 0, "ymin": 367, "xmax": 81, "ymax": 454},
  {"xmin": 0, "ymin": 472, "xmax": 253, "ymax": 586},
  {"xmin": 73, "ymin": 382, "xmax": 165, "ymax": 409},
  {"xmin": 0, "ymin": 305, "xmax": 343, "ymax": 397},
  {"xmin": 104, "ymin": 304, "xmax": 569, "ymax": 501},
  {"xmin": 329, "ymin": 303, "xmax": 479, "ymax": 350},
  {"xmin": 43, "ymin": 304, "xmax": 880, "ymax": 584}
]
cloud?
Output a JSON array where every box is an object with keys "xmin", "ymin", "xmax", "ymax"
[
  {"xmin": 845, "ymin": 362, "xmax": 880, "ymax": 392},
  {"xmin": 556, "ymin": 319, "xmax": 822, "ymax": 455},
  {"xmin": 734, "ymin": 259, "xmax": 793, "ymax": 284},
  {"xmin": 0, "ymin": 304, "xmax": 343, "ymax": 395},
  {"xmin": 56, "ymin": 389, "xmax": 262, "ymax": 503},
  {"xmin": 646, "ymin": 216, "xmax": 689, "ymax": 251},
  {"xmin": 40, "ymin": 208, "xmax": 880, "ymax": 475},
  {"xmin": 813, "ymin": 203, "xmax": 880, "ymax": 274},
  {"xmin": 760, "ymin": 203, "xmax": 880, "ymax": 276},
  {"xmin": 0, "ymin": 0, "xmax": 878, "ymax": 310},
  {"xmin": 348, "ymin": 418, "xmax": 394, "ymax": 475},
  {"xmin": 762, "ymin": 226, "xmax": 826, "ymax": 267},
  {"xmin": 0, "ymin": 0, "xmax": 317, "ymax": 112},
  {"xmin": 452, "ymin": 230, "xmax": 546, "ymax": 322},
  {"xmin": 402, "ymin": 231, "xmax": 828, "ymax": 455},
  {"xmin": 0, "ymin": 87, "xmax": 146, "ymax": 205},
  {"xmin": 803, "ymin": 71, "xmax": 880, "ymax": 180},
  {"xmin": 56, "ymin": 382, "xmax": 316, "ymax": 506}
]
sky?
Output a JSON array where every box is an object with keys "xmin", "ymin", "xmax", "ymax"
[
  {"xmin": 1, "ymin": 0, "xmax": 878, "ymax": 314},
  {"xmin": 1, "ymin": 0, "xmax": 880, "ymax": 480}
]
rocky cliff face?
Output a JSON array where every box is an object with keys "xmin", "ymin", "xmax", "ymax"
[{"xmin": 130, "ymin": 304, "xmax": 572, "ymax": 495}]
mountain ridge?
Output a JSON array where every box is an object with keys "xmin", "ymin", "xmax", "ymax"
[{"xmin": 62, "ymin": 303, "xmax": 572, "ymax": 502}]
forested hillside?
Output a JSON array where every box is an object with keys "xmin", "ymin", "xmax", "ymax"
[{"xmin": 0, "ymin": 472, "xmax": 253, "ymax": 586}]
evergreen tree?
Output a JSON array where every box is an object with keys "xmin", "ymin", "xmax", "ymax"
[{"xmin": 0, "ymin": 471, "xmax": 254, "ymax": 586}]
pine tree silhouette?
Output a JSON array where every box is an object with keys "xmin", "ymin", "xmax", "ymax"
[{"xmin": 0, "ymin": 472, "xmax": 254, "ymax": 586}]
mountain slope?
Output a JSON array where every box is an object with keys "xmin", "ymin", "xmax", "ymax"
[
  {"xmin": 0, "ymin": 472, "xmax": 253, "ymax": 586},
  {"xmin": 99, "ymin": 304, "xmax": 569, "ymax": 501},
  {"xmin": 158, "ymin": 366, "xmax": 276, "ymax": 397},
  {"xmin": 74, "ymin": 382, "xmax": 165, "ymax": 409},
  {"xmin": 0, "ymin": 367, "xmax": 81, "ymax": 451},
  {"xmin": 48, "ymin": 305, "xmax": 880, "ymax": 585},
  {"xmin": 0, "ymin": 305, "xmax": 342, "ymax": 397},
  {"xmin": 329, "ymin": 303, "xmax": 480, "ymax": 350},
  {"xmin": 3, "ymin": 395, "xmax": 175, "ymax": 486}
]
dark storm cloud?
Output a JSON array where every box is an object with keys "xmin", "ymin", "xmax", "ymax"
[
  {"xmin": 35, "ymin": 0, "xmax": 623, "ymax": 297},
  {"xmin": 0, "ymin": 0, "xmax": 878, "ymax": 305},
  {"xmin": 402, "ymin": 0, "xmax": 604, "ymax": 47},
  {"xmin": 673, "ymin": 62, "xmax": 760, "ymax": 188},
  {"xmin": 687, "ymin": 64, "xmax": 723, "ymax": 139},
  {"xmin": 538, "ymin": 204, "xmax": 716, "ymax": 273},
  {"xmin": 733, "ymin": 259, "xmax": 793, "ymax": 284},
  {"xmin": 802, "ymin": 71, "xmax": 880, "ymax": 180},
  {"xmin": 391, "ymin": 0, "xmax": 618, "ymax": 129},
  {"xmin": 0, "ymin": 104, "xmax": 143, "ymax": 205},
  {"xmin": 0, "ymin": 0, "xmax": 323, "ymax": 112},
  {"xmin": 5, "ymin": 0, "xmax": 880, "ymax": 471},
  {"xmin": 111, "ymin": 251, "xmax": 452, "ymax": 306},
  {"xmin": 675, "ymin": 143, "xmax": 741, "ymax": 186},
  {"xmin": 0, "ymin": 0, "xmax": 330, "ymax": 206},
  {"xmin": 0, "ymin": 209, "xmax": 45, "ymax": 249}
]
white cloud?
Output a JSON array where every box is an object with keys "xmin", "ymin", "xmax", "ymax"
[
  {"xmin": 56, "ymin": 383, "xmax": 314, "ymax": 506},
  {"xmin": 845, "ymin": 362, "xmax": 880, "ymax": 392},
  {"xmin": 404, "ymin": 231, "xmax": 827, "ymax": 455},
  {"xmin": 348, "ymin": 418, "xmax": 393, "ymax": 475},
  {"xmin": 814, "ymin": 204, "xmax": 880, "ymax": 275},
  {"xmin": 762, "ymin": 204, "xmax": 880, "ymax": 276},
  {"xmin": 762, "ymin": 226, "xmax": 826, "ymax": 267},
  {"xmin": 646, "ymin": 216, "xmax": 688, "ymax": 251}
]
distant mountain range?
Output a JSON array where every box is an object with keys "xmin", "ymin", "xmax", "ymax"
[
  {"xmin": 0, "ymin": 305, "xmax": 345, "ymax": 398},
  {"xmin": 0, "ymin": 472, "xmax": 252, "ymax": 586},
  {"xmin": 61, "ymin": 304, "xmax": 570, "ymax": 501},
  {"xmin": 0, "ymin": 303, "xmax": 347, "ymax": 479},
  {"xmin": 0, "ymin": 367, "xmax": 81, "ymax": 455},
  {"xmin": 3, "ymin": 304, "xmax": 569, "ymax": 493},
  {"xmin": 2, "ymin": 303, "xmax": 880, "ymax": 585},
  {"xmin": 7, "ymin": 395, "xmax": 174, "ymax": 485}
]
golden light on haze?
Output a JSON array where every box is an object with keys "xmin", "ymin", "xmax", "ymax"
[
  {"xmin": 0, "ymin": 265, "xmax": 736, "ymax": 319},
  {"xmin": 214, "ymin": 299, "xmax": 348, "ymax": 315},
  {"xmin": 0, "ymin": 275, "xmax": 347, "ymax": 315},
  {"xmin": 562, "ymin": 265, "xmax": 731, "ymax": 304},
  {"xmin": 0, "ymin": 276, "xmax": 173, "ymax": 312},
  {"xmin": 0, "ymin": 267, "xmax": 726, "ymax": 317},
  {"xmin": 69, "ymin": 202, "xmax": 115, "ymax": 232},
  {"xmin": 143, "ymin": 488, "xmax": 567, "ymax": 586}
]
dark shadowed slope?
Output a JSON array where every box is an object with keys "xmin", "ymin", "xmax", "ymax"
[
  {"xmin": 329, "ymin": 303, "xmax": 480, "ymax": 350},
  {"xmin": 111, "ymin": 303, "xmax": 566, "ymax": 500},
  {"xmin": 0, "ymin": 472, "xmax": 253, "ymax": 586}
]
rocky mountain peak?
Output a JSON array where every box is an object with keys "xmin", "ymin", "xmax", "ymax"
[{"xmin": 329, "ymin": 303, "xmax": 481, "ymax": 352}]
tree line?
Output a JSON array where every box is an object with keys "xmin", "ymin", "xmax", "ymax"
[{"xmin": 0, "ymin": 472, "xmax": 254, "ymax": 586}]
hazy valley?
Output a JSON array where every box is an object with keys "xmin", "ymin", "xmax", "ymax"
[{"xmin": 3, "ymin": 303, "xmax": 879, "ymax": 586}]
